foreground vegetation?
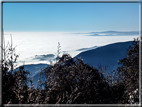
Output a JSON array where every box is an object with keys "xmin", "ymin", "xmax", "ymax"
[{"xmin": 2, "ymin": 37, "xmax": 140, "ymax": 105}]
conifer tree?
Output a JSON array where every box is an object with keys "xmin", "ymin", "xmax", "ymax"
[{"xmin": 117, "ymin": 38, "xmax": 139, "ymax": 104}]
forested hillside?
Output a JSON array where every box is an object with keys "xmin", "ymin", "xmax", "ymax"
[{"xmin": 2, "ymin": 38, "xmax": 140, "ymax": 105}]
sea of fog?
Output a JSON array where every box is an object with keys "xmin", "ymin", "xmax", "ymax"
[{"xmin": 4, "ymin": 32, "xmax": 139, "ymax": 67}]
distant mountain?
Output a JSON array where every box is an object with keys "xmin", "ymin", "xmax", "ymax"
[
  {"xmin": 15, "ymin": 63, "xmax": 49, "ymax": 89},
  {"xmin": 30, "ymin": 69, "xmax": 46, "ymax": 89},
  {"xmin": 15, "ymin": 63, "xmax": 49, "ymax": 77},
  {"xmin": 91, "ymin": 31, "xmax": 139, "ymax": 34},
  {"xmin": 72, "ymin": 30, "xmax": 139, "ymax": 36},
  {"xmin": 74, "ymin": 41, "xmax": 133, "ymax": 76}
]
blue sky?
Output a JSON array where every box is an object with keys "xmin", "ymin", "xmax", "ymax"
[{"xmin": 3, "ymin": 3, "xmax": 139, "ymax": 32}]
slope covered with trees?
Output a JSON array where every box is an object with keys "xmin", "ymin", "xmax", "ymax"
[
  {"xmin": 1, "ymin": 37, "xmax": 140, "ymax": 105},
  {"xmin": 117, "ymin": 38, "xmax": 140, "ymax": 104}
]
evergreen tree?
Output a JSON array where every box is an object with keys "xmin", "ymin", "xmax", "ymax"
[
  {"xmin": 2, "ymin": 35, "xmax": 30, "ymax": 104},
  {"xmin": 117, "ymin": 38, "xmax": 139, "ymax": 104}
]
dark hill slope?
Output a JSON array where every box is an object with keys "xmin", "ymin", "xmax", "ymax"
[{"xmin": 75, "ymin": 41, "xmax": 133, "ymax": 75}]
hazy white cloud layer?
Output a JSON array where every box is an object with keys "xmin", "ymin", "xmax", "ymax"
[{"xmin": 3, "ymin": 31, "xmax": 139, "ymax": 67}]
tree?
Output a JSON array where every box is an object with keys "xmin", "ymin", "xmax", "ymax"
[
  {"xmin": 56, "ymin": 42, "xmax": 61, "ymax": 62},
  {"xmin": 2, "ymin": 35, "xmax": 31, "ymax": 104},
  {"xmin": 2, "ymin": 35, "xmax": 19, "ymax": 104},
  {"xmin": 117, "ymin": 38, "xmax": 139, "ymax": 104},
  {"xmin": 41, "ymin": 54, "xmax": 111, "ymax": 104}
]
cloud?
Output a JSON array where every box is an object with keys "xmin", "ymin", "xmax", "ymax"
[{"xmin": 33, "ymin": 54, "xmax": 55, "ymax": 61}]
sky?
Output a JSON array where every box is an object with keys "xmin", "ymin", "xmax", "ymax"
[{"xmin": 3, "ymin": 3, "xmax": 139, "ymax": 32}]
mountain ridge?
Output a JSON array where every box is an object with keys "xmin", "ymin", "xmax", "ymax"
[{"xmin": 75, "ymin": 41, "xmax": 133, "ymax": 75}]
